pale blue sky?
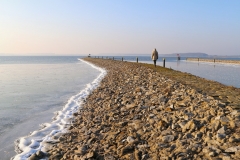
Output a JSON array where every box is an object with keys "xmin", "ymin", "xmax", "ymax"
[{"xmin": 0, "ymin": 0, "xmax": 240, "ymax": 56}]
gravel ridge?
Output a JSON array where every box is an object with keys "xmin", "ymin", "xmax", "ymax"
[{"xmin": 40, "ymin": 58, "xmax": 240, "ymax": 160}]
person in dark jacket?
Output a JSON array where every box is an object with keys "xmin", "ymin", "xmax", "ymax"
[{"xmin": 151, "ymin": 48, "xmax": 158, "ymax": 67}]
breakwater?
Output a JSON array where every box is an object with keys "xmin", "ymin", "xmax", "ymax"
[
  {"xmin": 187, "ymin": 58, "xmax": 240, "ymax": 64},
  {"xmin": 40, "ymin": 58, "xmax": 240, "ymax": 160}
]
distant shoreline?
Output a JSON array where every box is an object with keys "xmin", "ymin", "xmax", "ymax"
[{"xmin": 187, "ymin": 58, "xmax": 240, "ymax": 65}]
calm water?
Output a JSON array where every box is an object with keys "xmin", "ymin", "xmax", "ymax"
[
  {"xmin": 111, "ymin": 56, "xmax": 240, "ymax": 88},
  {"xmin": 0, "ymin": 56, "xmax": 102, "ymax": 160}
]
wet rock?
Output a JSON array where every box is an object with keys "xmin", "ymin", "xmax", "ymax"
[
  {"xmin": 28, "ymin": 153, "xmax": 39, "ymax": 160},
  {"xmin": 35, "ymin": 151, "xmax": 45, "ymax": 158}
]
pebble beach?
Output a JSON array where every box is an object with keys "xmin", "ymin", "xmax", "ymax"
[{"xmin": 36, "ymin": 58, "xmax": 240, "ymax": 160}]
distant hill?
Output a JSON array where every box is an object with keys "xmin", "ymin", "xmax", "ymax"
[{"xmin": 161, "ymin": 53, "xmax": 208, "ymax": 57}]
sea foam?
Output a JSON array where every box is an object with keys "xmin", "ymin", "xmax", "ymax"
[{"xmin": 12, "ymin": 59, "xmax": 106, "ymax": 160}]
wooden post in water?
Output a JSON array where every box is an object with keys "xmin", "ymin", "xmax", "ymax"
[
  {"xmin": 113, "ymin": 57, "xmax": 114, "ymax": 60},
  {"xmin": 136, "ymin": 57, "xmax": 138, "ymax": 63},
  {"xmin": 122, "ymin": 57, "xmax": 123, "ymax": 61},
  {"xmin": 102, "ymin": 56, "xmax": 103, "ymax": 59},
  {"xmin": 163, "ymin": 58, "xmax": 165, "ymax": 68}
]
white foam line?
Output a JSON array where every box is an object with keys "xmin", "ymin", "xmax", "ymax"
[{"xmin": 12, "ymin": 59, "xmax": 106, "ymax": 160}]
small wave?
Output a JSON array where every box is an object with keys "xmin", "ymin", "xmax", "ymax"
[{"xmin": 11, "ymin": 59, "xmax": 106, "ymax": 160}]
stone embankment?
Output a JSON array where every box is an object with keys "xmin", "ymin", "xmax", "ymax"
[
  {"xmin": 187, "ymin": 58, "xmax": 240, "ymax": 65},
  {"xmin": 43, "ymin": 58, "xmax": 240, "ymax": 160}
]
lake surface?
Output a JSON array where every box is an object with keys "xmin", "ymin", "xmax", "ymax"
[{"xmin": 0, "ymin": 56, "xmax": 103, "ymax": 160}]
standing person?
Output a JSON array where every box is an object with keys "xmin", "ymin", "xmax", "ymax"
[{"xmin": 151, "ymin": 48, "xmax": 158, "ymax": 67}]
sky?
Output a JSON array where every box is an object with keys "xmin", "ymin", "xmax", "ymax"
[{"xmin": 0, "ymin": 0, "xmax": 240, "ymax": 56}]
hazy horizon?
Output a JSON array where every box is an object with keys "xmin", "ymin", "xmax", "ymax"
[
  {"xmin": 1, "ymin": 53, "xmax": 240, "ymax": 57},
  {"xmin": 1, "ymin": 0, "xmax": 240, "ymax": 56}
]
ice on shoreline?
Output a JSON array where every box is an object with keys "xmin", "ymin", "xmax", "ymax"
[{"xmin": 12, "ymin": 59, "xmax": 106, "ymax": 160}]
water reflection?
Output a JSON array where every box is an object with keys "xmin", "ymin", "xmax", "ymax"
[{"xmin": 177, "ymin": 60, "xmax": 180, "ymax": 67}]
